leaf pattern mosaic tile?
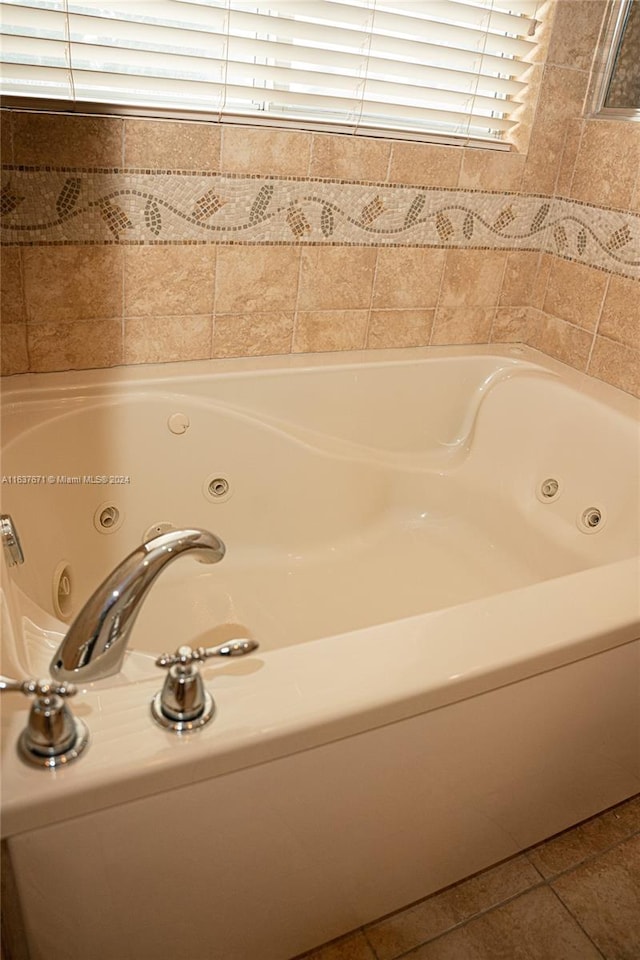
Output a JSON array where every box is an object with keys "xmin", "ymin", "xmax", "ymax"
[{"xmin": 1, "ymin": 168, "xmax": 638, "ymax": 279}]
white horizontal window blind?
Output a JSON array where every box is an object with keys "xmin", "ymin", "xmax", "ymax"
[{"xmin": 0, "ymin": 0, "xmax": 541, "ymax": 143}]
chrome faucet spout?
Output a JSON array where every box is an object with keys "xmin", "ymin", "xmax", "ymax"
[{"xmin": 50, "ymin": 529, "xmax": 225, "ymax": 683}]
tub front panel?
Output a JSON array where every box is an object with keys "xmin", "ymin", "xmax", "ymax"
[{"xmin": 8, "ymin": 638, "xmax": 640, "ymax": 960}]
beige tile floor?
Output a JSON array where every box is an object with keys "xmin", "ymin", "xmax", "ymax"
[{"xmin": 295, "ymin": 793, "xmax": 640, "ymax": 960}]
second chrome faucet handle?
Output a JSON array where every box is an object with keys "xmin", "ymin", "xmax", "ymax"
[
  {"xmin": 155, "ymin": 638, "xmax": 259, "ymax": 669},
  {"xmin": 151, "ymin": 638, "xmax": 259, "ymax": 733}
]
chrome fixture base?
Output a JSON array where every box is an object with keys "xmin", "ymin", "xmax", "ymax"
[
  {"xmin": 151, "ymin": 639, "xmax": 258, "ymax": 734},
  {"xmin": 0, "ymin": 676, "xmax": 89, "ymax": 768},
  {"xmin": 150, "ymin": 690, "xmax": 215, "ymax": 733},
  {"xmin": 18, "ymin": 716, "xmax": 90, "ymax": 768}
]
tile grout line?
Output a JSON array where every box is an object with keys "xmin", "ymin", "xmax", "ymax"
[
  {"xmin": 387, "ymin": 853, "xmax": 620, "ymax": 960},
  {"xmin": 551, "ymin": 121, "xmax": 572, "ymax": 201},
  {"xmin": 298, "ymin": 873, "xmax": 546, "ymax": 960},
  {"xmin": 289, "ymin": 246, "xmax": 305, "ymax": 354},
  {"xmin": 387, "ymin": 878, "xmax": 550, "ymax": 959},
  {"xmin": 361, "ymin": 924, "xmax": 379, "ymax": 959},
  {"xmin": 208, "ymin": 247, "xmax": 216, "ymax": 359},
  {"xmin": 533, "ymin": 310, "xmax": 599, "ymax": 339},
  {"xmin": 539, "ymin": 212, "xmax": 555, "ymax": 311},
  {"xmin": 211, "ymin": 235, "xmax": 221, "ymax": 358},
  {"xmin": 384, "ymin": 142, "xmax": 394, "ymax": 185},
  {"xmin": 546, "ymin": 884, "xmax": 607, "ymax": 960},
  {"xmin": 487, "ymin": 250, "xmax": 510, "ymax": 344},
  {"xmin": 586, "ymin": 273, "xmax": 611, "ymax": 373},
  {"xmin": 566, "ymin": 120, "xmax": 587, "ymax": 203},
  {"xmin": 390, "ymin": 822, "xmax": 640, "ymax": 958},
  {"xmin": 363, "ymin": 247, "xmax": 381, "ymax": 348},
  {"xmin": 357, "ymin": 816, "xmax": 640, "ymax": 960},
  {"xmin": 524, "ymin": 820, "xmax": 640, "ymax": 886},
  {"xmin": 120, "ymin": 115, "xmax": 126, "ymax": 363},
  {"xmin": 592, "ymin": 328, "xmax": 638, "ymax": 352},
  {"xmin": 17, "ymin": 246, "xmax": 31, "ymax": 373},
  {"xmin": 427, "ymin": 249, "xmax": 448, "ymax": 346},
  {"xmin": 120, "ymin": 235, "xmax": 126, "ymax": 365}
]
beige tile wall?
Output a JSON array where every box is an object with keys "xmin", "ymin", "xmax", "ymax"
[
  {"xmin": 1, "ymin": 0, "xmax": 639, "ymax": 396},
  {"xmin": 512, "ymin": 0, "xmax": 640, "ymax": 397}
]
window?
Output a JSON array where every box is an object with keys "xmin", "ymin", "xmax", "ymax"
[
  {"xmin": 0, "ymin": 0, "xmax": 541, "ymax": 144},
  {"xmin": 590, "ymin": 0, "xmax": 640, "ymax": 120}
]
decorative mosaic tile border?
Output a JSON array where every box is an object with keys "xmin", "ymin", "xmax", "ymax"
[{"xmin": 1, "ymin": 168, "xmax": 639, "ymax": 279}]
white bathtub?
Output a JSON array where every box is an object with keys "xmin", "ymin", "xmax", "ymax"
[{"xmin": 1, "ymin": 345, "xmax": 639, "ymax": 960}]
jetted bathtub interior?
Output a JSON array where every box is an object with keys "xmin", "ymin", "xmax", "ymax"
[
  {"xmin": 2, "ymin": 345, "xmax": 638, "ymax": 679},
  {"xmin": 1, "ymin": 345, "xmax": 639, "ymax": 960}
]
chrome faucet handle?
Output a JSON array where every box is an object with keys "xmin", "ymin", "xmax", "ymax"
[
  {"xmin": 0, "ymin": 674, "xmax": 89, "ymax": 768},
  {"xmin": 151, "ymin": 639, "xmax": 259, "ymax": 734},
  {"xmin": 155, "ymin": 638, "xmax": 259, "ymax": 668},
  {"xmin": 0, "ymin": 675, "xmax": 77, "ymax": 697}
]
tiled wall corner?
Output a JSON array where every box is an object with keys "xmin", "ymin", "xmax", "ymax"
[
  {"xmin": 521, "ymin": 65, "xmax": 590, "ymax": 196},
  {"xmin": 542, "ymin": 258, "xmax": 608, "ymax": 331},
  {"xmin": 588, "ymin": 336, "xmax": 640, "ymax": 397},
  {"xmin": 521, "ymin": 0, "xmax": 604, "ymax": 196},
  {"xmin": 530, "ymin": 0, "xmax": 640, "ymax": 398},
  {"xmin": 545, "ymin": 0, "xmax": 608, "ymax": 72},
  {"xmin": 491, "ymin": 306, "xmax": 540, "ymax": 345},
  {"xmin": 513, "ymin": 260, "xmax": 640, "ymax": 400},
  {"xmin": 527, "ymin": 311, "xmax": 594, "ymax": 371}
]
